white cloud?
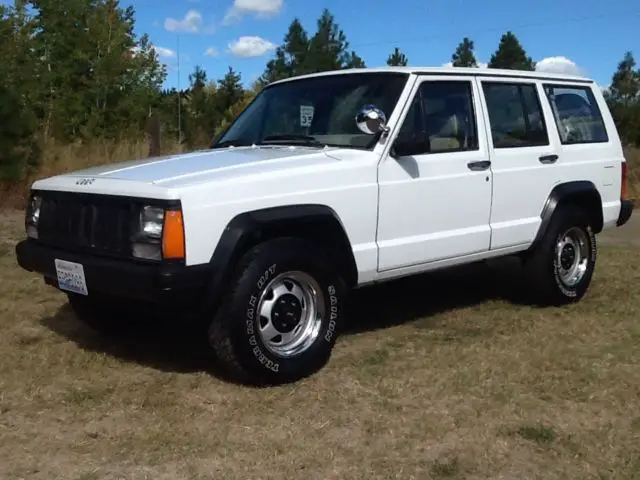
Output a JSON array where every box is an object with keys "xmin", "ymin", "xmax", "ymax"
[
  {"xmin": 440, "ymin": 56, "xmax": 586, "ymax": 77},
  {"xmin": 164, "ymin": 10, "xmax": 203, "ymax": 33},
  {"xmin": 535, "ymin": 56, "xmax": 584, "ymax": 76},
  {"xmin": 204, "ymin": 47, "xmax": 219, "ymax": 57},
  {"xmin": 153, "ymin": 46, "xmax": 176, "ymax": 58},
  {"xmin": 223, "ymin": 0, "xmax": 283, "ymax": 25},
  {"xmin": 228, "ymin": 36, "xmax": 276, "ymax": 58}
]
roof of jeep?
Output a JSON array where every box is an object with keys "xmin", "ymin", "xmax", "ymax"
[{"xmin": 267, "ymin": 66, "xmax": 594, "ymax": 86}]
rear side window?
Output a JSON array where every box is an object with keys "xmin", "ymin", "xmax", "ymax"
[
  {"xmin": 482, "ymin": 82, "xmax": 549, "ymax": 148},
  {"xmin": 543, "ymin": 84, "xmax": 609, "ymax": 144}
]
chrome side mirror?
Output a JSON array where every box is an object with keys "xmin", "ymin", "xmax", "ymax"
[{"xmin": 355, "ymin": 105, "xmax": 388, "ymax": 135}]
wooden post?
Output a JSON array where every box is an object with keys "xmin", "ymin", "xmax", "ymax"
[{"xmin": 146, "ymin": 112, "xmax": 161, "ymax": 158}]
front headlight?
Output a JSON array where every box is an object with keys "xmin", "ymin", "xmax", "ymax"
[
  {"xmin": 132, "ymin": 205, "xmax": 185, "ymax": 261},
  {"xmin": 25, "ymin": 194, "xmax": 42, "ymax": 239},
  {"xmin": 132, "ymin": 206, "xmax": 164, "ymax": 260},
  {"xmin": 140, "ymin": 206, "xmax": 164, "ymax": 239}
]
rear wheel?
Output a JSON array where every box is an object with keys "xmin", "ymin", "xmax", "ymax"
[
  {"xmin": 208, "ymin": 237, "xmax": 347, "ymax": 385},
  {"xmin": 524, "ymin": 205, "xmax": 597, "ymax": 306}
]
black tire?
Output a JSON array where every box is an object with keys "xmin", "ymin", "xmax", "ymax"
[
  {"xmin": 67, "ymin": 292, "xmax": 154, "ymax": 335},
  {"xmin": 523, "ymin": 204, "xmax": 597, "ymax": 306},
  {"xmin": 208, "ymin": 237, "xmax": 347, "ymax": 386}
]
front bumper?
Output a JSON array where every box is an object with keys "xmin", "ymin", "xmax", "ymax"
[
  {"xmin": 617, "ymin": 199, "xmax": 634, "ymax": 227},
  {"xmin": 15, "ymin": 239, "xmax": 211, "ymax": 307}
]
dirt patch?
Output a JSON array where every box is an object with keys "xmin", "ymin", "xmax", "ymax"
[{"xmin": 598, "ymin": 211, "xmax": 640, "ymax": 247}]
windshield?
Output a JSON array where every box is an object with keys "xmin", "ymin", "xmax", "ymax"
[{"xmin": 212, "ymin": 72, "xmax": 409, "ymax": 150}]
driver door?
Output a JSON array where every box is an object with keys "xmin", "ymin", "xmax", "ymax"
[{"xmin": 376, "ymin": 76, "xmax": 493, "ymax": 271}]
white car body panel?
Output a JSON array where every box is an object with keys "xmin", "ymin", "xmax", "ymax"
[
  {"xmin": 30, "ymin": 66, "xmax": 627, "ymax": 287},
  {"xmin": 376, "ymin": 75, "xmax": 494, "ymax": 271},
  {"xmin": 32, "ymin": 146, "xmax": 383, "ymax": 280},
  {"xmin": 474, "ymin": 76, "xmax": 624, "ymax": 251}
]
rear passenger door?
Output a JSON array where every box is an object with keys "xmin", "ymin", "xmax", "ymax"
[
  {"xmin": 376, "ymin": 76, "xmax": 493, "ymax": 271},
  {"xmin": 478, "ymin": 78, "xmax": 561, "ymax": 250}
]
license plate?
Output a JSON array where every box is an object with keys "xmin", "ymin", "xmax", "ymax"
[{"xmin": 54, "ymin": 259, "xmax": 88, "ymax": 296}]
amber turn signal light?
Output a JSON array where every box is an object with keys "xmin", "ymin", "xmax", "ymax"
[{"xmin": 162, "ymin": 209, "xmax": 185, "ymax": 260}]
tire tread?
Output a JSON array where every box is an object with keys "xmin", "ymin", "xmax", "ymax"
[
  {"xmin": 207, "ymin": 236, "xmax": 341, "ymax": 385},
  {"xmin": 524, "ymin": 204, "xmax": 596, "ymax": 306}
]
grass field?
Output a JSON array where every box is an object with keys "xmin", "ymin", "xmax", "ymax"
[{"xmin": 1, "ymin": 210, "xmax": 640, "ymax": 479}]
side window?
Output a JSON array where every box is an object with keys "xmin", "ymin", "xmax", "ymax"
[
  {"xmin": 482, "ymin": 82, "xmax": 549, "ymax": 148},
  {"xmin": 543, "ymin": 84, "xmax": 609, "ymax": 144},
  {"xmin": 393, "ymin": 80, "xmax": 478, "ymax": 156},
  {"xmin": 394, "ymin": 94, "xmax": 424, "ymax": 156}
]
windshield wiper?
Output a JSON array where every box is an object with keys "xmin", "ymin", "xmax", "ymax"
[
  {"xmin": 260, "ymin": 134, "xmax": 326, "ymax": 148},
  {"xmin": 211, "ymin": 139, "xmax": 252, "ymax": 149}
]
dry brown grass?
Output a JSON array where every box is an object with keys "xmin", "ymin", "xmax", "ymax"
[
  {"xmin": 624, "ymin": 146, "xmax": 640, "ymax": 200},
  {"xmin": 1, "ymin": 210, "xmax": 640, "ymax": 479},
  {"xmin": 0, "ymin": 138, "xmax": 184, "ymax": 209}
]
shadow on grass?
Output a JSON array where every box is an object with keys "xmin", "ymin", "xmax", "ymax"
[
  {"xmin": 343, "ymin": 255, "xmax": 531, "ymax": 334},
  {"xmin": 39, "ymin": 256, "xmax": 532, "ymax": 382},
  {"xmin": 39, "ymin": 302, "xmax": 241, "ymax": 381}
]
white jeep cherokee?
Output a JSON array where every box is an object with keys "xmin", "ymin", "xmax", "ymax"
[{"xmin": 16, "ymin": 67, "xmax": 634, "ymax": 385}]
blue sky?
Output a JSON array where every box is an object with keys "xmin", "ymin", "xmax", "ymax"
[
  {"xmin": 127, "ymin": 0, "xmax": 639, "ymax": 90},
  {"xmin": 6, "ymin": 0, "xmax": 640, "ymax": 88}
]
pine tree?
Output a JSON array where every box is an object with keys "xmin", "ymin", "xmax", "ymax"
[
  {"xmin": 189, "ymin": 65, "xmax": 207, "ymax": 92},
  {"xmin": 451, "ymin": 37, "xmax": 478, "ymax": 67},
  {"xmin": 386, "ymin": 47, "xmax": 408, "ymax": 66},
  {"xmin": 28, "ymin": 0, "xmax": 166, "ymax": 140},
  {"xmin": 260, "ymin": 48, "xmax": 290, "ymax": 86},
  {"xmin": 0, "ymin": 4, "xmax": 41, "ymax": 180},
  {"xmin": 307, "ymin": 9, "xmax": 351, "ymax": 72},
  {"xmin": 260, "ymin": 18, "xmax": 309, "ymax": 84},
  {"xmin": 604, "ymin": 51, "xmax": 640, "ymax": 146},
  {"xmin": 216, "ymin": 66, "xmax": 244, "ymax": 115},
  {"xmin": 260, "ymin": 9, "xmax": 364, "ymax": 84},
  {"xmin": 184, "ymin": 65, "xmax": 214, "ymax": 147},
  {"xmin": 283, "ymin": 19, "xmax": 310, "ymax": 74},
  {"xmin": 345, "ymin": 51, "xmax": 366, "ymax": 68},
  {"xmin": 607, "ymin": 51, "xmax": 640, "ymax": 105},
  {"xmin": 488, "ymin": 31, "xmax": 535, "ymax": 70}
]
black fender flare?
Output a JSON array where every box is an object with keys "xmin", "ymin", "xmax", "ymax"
[
  {"xmin": 202, "ymin": 204, "xmax": 358, "ymax": 311},
  {"xmin": 528, "ymin": 180, "xmax": 603, "ymax": 251}
]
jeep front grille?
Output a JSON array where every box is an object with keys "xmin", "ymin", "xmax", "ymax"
[{"xmin": 36, "ymin": 192, "xmax": 135, "ymax": 258}]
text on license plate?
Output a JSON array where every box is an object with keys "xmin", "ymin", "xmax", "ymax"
[{"xmin": 54, "ymin": 259, "xmax": 88, "ymax": 296}]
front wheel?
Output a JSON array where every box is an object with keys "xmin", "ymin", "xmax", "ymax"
[
  {"xmin": 524, "ymin": 205, "xmax": 597, "ymax": 306},
  {"xmin": 208, "ymin": 237, "xmax": 347, "ymax": 385}
]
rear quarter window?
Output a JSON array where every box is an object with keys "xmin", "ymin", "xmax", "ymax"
[
  {"xmin": 481, "ymin": 81, "xmax": 549, "ymax": 148},
  {"xmin": 543, "ymin": 84, "xmax": 609, "ymax": 144}
]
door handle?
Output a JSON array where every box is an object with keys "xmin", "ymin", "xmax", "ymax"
[
  {"xmin": 539, "ymin": 154, "xmax": 558, "ymax": 164},
  {"xmin": 467, "ymin": 160, "xmax": 491, "ymax": 171}
]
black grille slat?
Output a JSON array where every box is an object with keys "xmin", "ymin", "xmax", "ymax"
[{"xmin": 37, "ymin": 192, "xmax": 136, "ymax": 259}]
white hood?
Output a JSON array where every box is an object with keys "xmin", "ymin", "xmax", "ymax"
[
  {"xmin": 63, "ymin": 146, "xmax": 342, "ymax": 184},
  {"xmin": 31, "ymin": 145, "xmax": 351, "ymax": 197}
]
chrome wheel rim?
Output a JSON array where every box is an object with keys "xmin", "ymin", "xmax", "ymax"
[
  {"xmin": 256, "ymin": 271, "xmax": 325, "ymax": 358},
  {"xmin": 555, "ymin": 227, "xmax": 590, "ymax": 287}
]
